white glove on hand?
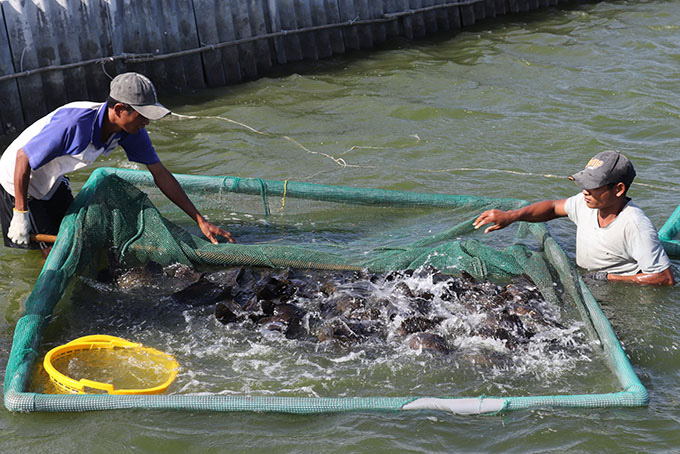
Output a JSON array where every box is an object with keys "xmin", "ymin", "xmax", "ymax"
[{"xmin": 8, "ymin": 209, "xmax": 31, "ymax": 245}]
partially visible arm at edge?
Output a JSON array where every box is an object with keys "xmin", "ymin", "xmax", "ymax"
[{"xmin": 607, "ymin": 267, "xmax": 675, "ymax": 286}]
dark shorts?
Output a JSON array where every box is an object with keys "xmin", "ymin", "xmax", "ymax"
[{"xmin": 0, "ymin": 180, "xmax": 74, "ymax": 249}]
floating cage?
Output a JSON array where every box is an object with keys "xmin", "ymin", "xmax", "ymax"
[
  {"xmin": 659, "ymin": 203, "xmax": 680, "ymax": 260},
  {"xmin": 4, "ymin": 167, "xmax": 650, "ymax": 414}
]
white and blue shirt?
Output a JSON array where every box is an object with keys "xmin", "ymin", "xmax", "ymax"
[{"xmin": 0, "ymin": 102, "xmax": 159, "ymax": 200}]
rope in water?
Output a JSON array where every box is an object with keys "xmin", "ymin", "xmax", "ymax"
[{"xmin": 170, "ymin": 113, "xmax": 679, "ymax": 193}]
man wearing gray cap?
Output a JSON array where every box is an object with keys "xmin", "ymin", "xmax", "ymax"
[
  {"xmin": 473, "ymin": 150, "xmax": 674, "ymax": 285},
  {"xmin": 0, "ymin": 72, "xmax": 234, "ymax": 257}
]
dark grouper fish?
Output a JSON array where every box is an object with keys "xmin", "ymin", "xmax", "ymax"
[
  {"xmin": 144, "ymin": 265, "xmax": 576, "ymax": 363},
  {"xmin": 93, "ymin": 260, "xmax": 583, "ymax": 366}
]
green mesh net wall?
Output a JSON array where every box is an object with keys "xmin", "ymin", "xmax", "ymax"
[
  {"xmin": 659, "ymin": 203, "xmax": 680, "ymax": 259},
  {"xmin": 4, "ymin": 167, "xmax": 648, "ymax": 414}
]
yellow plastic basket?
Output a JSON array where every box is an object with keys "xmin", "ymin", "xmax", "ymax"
[{"xmin": 43, "ymin": 335, "xmax": 179, "ymax": 395}]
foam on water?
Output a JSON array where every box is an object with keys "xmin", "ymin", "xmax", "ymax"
[{"xmin": 31, "ymin": 264, "xmax": 610, "ymax": 397}]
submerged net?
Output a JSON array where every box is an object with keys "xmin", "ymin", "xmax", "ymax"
[{"xmin": 4, "ymin": 167, "xmax": 648, "ymax": 414}]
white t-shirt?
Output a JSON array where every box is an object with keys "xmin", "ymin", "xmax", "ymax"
[{"xmin": 564, "ymin": 193, "xmax": 671, "ymax": 275}]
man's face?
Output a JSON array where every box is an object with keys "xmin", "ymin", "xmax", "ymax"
[
  {"xmin": 582, "ymin": 184, "xmax": 619, "ymax": 209},
  {"xmin": 117, "ymin": 106, "xmax": 149, "ymax": 134}
]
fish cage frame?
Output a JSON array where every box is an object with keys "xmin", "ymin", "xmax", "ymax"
[
  {"xmin": 4, "ymin": 167, "xmax": 649, "ymax": 414},
  {"xmin": 659, "ymin": 203, "xmax": 680, "ymax": 260}
]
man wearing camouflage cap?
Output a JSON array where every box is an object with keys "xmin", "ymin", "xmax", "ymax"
[
  {"xmin": 473, "ymin": 150, "xmax": 674, "ymax": 285},
  {"xmin": 0, "ymin": 72, "xmax": 234, "ymax": 258}
]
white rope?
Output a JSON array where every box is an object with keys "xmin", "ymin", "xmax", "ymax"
[
  {"xmin": 418, "ymin": 168, "xmax": 679, "ymax": 192},
  {"xmin": 171, "ymin": 112, "xmax": 359, "ymax": 168},
  {"xmin": 634, "ymin": 182, "xmax": 680, "ymax": 192},
  {"xmin": 418, "ymin": 167, "xmax": 565, "ymax": 180},
  {"xmin": 169, "ymin": 113, "xmax": 679, "ymax": 192}
]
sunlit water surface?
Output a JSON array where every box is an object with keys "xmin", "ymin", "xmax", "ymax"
[{"xmin": 2, "ymin": 1, "xmax": 680, "ymax": 452}]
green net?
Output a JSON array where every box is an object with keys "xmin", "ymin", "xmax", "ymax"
[
  {"xmin": 659, "ymin": 203, "xmax": 680, "ymax": 259},
  {"xmin": 4, "ymin": 167, "xmax": 648, "ymax": 414}
]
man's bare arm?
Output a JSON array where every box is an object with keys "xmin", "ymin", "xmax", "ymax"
[
  {"xmin": 606, "ymin": 267, "xmax": 675, "ymax": 286},
  {"xmin": 147, "ymin": 161, "xmax": 234, "ymax": 244},
  {"xmin": 473, "ymin": 199, "xmax": 568, "ymax": 233},
  {"xmin": 13, "ymin": 148, "xmax": 31, "ymax": 211}
]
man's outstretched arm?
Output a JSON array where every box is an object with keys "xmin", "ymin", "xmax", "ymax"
[
  {"xmin": 473, "ymin": 199, "xmax": 568, "ymax": 233},
  {"xmin": 605, "ymin": 267, "xmax": 675, "ymax": 286},
  {"xmin": 147, "ymin": 161, "xmax": 235, "ymax": 244}
]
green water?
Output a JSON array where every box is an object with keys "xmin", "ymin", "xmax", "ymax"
[{"xmin": 2, "ymin": 1, "xmax": 680, "ymax": 452}]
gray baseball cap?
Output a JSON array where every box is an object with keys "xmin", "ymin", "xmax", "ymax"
[
  {"xmin": 109, "ymin": 72, "xmax": 170, "ymax": 120},
  {"xmin": 568, "ymin": 150, "xmax": 636, "ymax": 190}
]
